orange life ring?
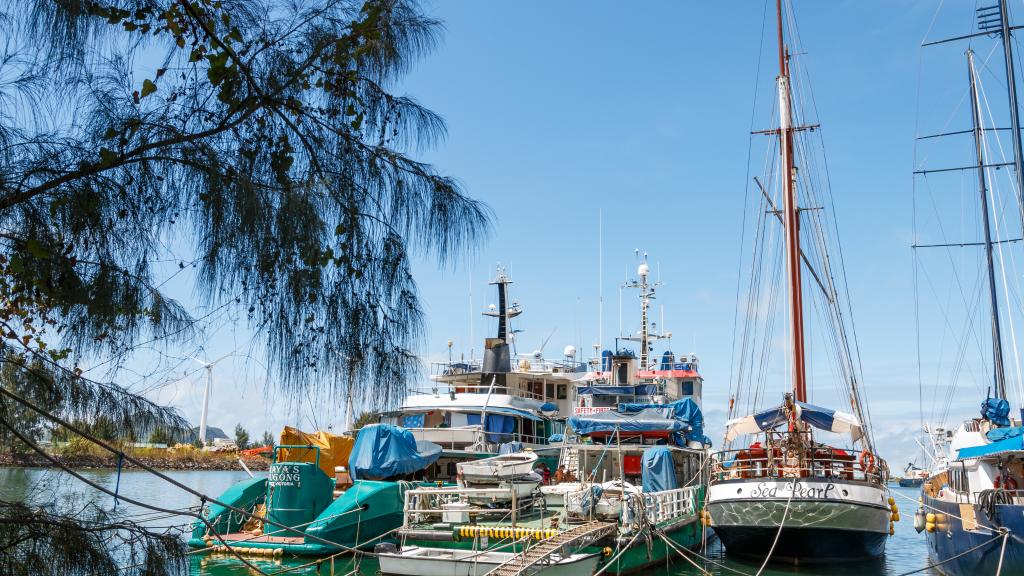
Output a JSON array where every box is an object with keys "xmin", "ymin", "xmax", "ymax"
[
  {"xmin": 859, "ymin": 451, "xmax": 876, "ymax": 474},
  {"xmin": 996, "ymin": 476, "xmax": 1019, "ymax": 490}
]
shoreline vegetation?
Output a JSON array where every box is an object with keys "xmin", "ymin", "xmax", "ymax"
[{"xmin": 0, "ymin": 446, "xmax": 271, "ymax": 472}]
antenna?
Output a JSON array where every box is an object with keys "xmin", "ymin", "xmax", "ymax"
[{"xmin": 598, "ymin": 209, "xmax": 603, "ymax": 352}]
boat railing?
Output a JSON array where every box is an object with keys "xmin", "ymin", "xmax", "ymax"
[
  {"xmin": 404, "ymin": 426, "xmax": 551, "ymax": 449},
  {"xmin": 638, "ymin": 486, "xmax": 699, "ymax": 525},
  {"xmin": 970, "ymin": 489, "xmax": 1024, "ymax": 505},
  {"xmin": 401, "ymin": 485, "xmax": 529, "ymax": 526},
  {"xmin": 710, "ymin": 447, "xmax": 887, "ymax": 485},
  {"xmin": 407, "ymin": 382, "xmax": 548, "ymax": 402},
  {"xmin": 430, "ymin": 358, "xmax": 587, "ymax": 378}
]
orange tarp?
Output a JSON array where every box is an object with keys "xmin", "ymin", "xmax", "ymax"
[{"xmin": 278, "ymin": 426, "xmax": 354, "ymax": 479}]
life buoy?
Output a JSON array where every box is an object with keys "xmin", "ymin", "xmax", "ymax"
[
  {"xmin": 859, "ymin": 452, "xmax": 876, "ymax": 475},
  {"xmin": 995, "ymin": 475, "xmax": 1019, "ymax": 490}
]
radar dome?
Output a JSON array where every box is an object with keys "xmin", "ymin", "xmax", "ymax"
[
  {"xmin": 564, "ymin": 345, "xmax": 577, "ymax": 357},
  {"xmin": 638, "ymin": 263, "xmax": 650, "ymax": 277}
]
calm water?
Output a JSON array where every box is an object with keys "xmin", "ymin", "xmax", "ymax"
[{"xmin": 0, "ymin": 467, "xmax": 937, "ymax": 575}]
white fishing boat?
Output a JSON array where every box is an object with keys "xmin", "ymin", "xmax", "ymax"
[
  {"xmin": 458, "ymin": 451, "xmax": 538, "ymax": 483},
  {"xmin": 378, "ymin": 545, "xmax": 601, "ymax": 576}
]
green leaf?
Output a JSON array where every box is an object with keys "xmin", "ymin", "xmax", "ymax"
[
  {"xmin": 140, "ymin": 79, "xmax": 157, "ymax": 98},
  {"xmin": 25, "ymin": 239, "xmax": 49, "ymax": 260}
]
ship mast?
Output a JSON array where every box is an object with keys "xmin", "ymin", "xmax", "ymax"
[
  {"xmin": 967, "ymin": 50, "xmax": 1009, "ymax": 400},
  {"xmin": 996, "ymin": 0, "xmax": 1024, "ymax": 231},
  {"xmin": 776, "ymin": 0, "xmax": 807, "ymax": 402}
]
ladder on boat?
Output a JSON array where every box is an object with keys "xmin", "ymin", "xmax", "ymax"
[
  {"xmin": 486, "ymin": 521, "xmax": 616, "ymax": 576},
  {"xmin": 559, "ymin": 446, "xmax": 579, "ymax": 472}
]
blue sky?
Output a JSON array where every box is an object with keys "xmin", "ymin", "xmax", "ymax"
[{"xmin": 131, "ymin": 1, "xmax": 1024, "ymax": 469}]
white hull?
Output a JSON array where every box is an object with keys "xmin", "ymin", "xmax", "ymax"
[
  {"xmin": 707, "ymin": 479, "xmax": 890, "ymax": 533},
  {"xmin": 465, "ymin": 477, "xmax": 541, "ymax": 504},
  {"xmin": 458, "ymin": 452, "xmax": 538, "ymax": 483},
  {"xmin": 540, "ymin": 483, "xmax": 583, "ymax": 507},
  {"xmin": 379, "ymin": 546, "xmax": 600, "ymax": 576}
]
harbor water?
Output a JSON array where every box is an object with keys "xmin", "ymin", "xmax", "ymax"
[{"xmin": 1, "ymin": 466, "xmax": 937, "ymax": 575}]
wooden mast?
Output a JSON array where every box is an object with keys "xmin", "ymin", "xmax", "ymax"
[
  {"xmin": 967, "ymin": 50, "xmax": 1008, "ymax": 400},
  {"xmin": 777, "ymin": 0, "xmax": 807, "ymax": 402}
]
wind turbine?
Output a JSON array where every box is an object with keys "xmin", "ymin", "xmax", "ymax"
[{"xmin": 190, "ymin": 352, "xmax": 235, "ymax": 447}]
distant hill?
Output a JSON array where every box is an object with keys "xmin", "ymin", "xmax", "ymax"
[{"xmin": 187, "ymin": 426, "xmax": 230, "ymax": 443}]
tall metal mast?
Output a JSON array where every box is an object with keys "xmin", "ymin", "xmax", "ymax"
[
  {"xmin": 995, "ymin": 0, "xmax": 1024, "ymax": 230},
  {"xmin": 777, "ymin": 0, "xmax": 807, "ymax": 402},
  {"xmin": 968, "ymin": 50, "xmax": 1009, "ymax": 400}
]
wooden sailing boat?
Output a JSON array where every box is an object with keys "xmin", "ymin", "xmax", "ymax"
[{"xmin": 705, "ymin": 0, "xmax": 892, "ymax": 564}]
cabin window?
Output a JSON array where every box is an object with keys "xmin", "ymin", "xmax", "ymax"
[
  {"xmin": 617, "ymin": 363, "xmax": 628, "ymax": 384},
  {"xmin": 557, "ymin": 384, "xmax": 567, "ymax": 399},
  {"xmin": 682, "ymin": 381, "xmax": 694, "ymax": 395},
  {"xmin": 447, "ymin": 462, "xmax": 457, "ymax": 476},
  {"xmin": 546, "ymin": 383, "xmax": 555, "ymax": 399}
]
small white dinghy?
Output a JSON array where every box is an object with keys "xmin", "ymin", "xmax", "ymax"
[
  {"xmin": 378, "ymin": 545, "xmax": 601, "ymax": 576},
  {"xmin": 593, "ymin": 480, "xmax": 641, "ymax": 521},
  {"xmin": 458, "ymin": 451, "xmax": 538, "ymax": 483},
  {"xmin": 465, "ymin": 472, "xmax": 543, "ymax": 504}
]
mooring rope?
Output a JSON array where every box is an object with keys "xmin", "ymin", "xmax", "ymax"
[{"xmin": 753, "ymin": 476, "xmax": 797, "ymax": 576}]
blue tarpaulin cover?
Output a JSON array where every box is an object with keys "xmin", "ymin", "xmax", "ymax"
[
  {"xmin": 568, "ymin": 399, "xmax": 710, "ymax": 446},
  {"xmin": 349, "ymin": 424, "xmax": 441, "ymax": 480},
  {"xmin": 957, "ymin": 433, "xmax": 1024, "ymax": 460},
  {"xmin": 988, "ymin": 427, "xmax": 1024, "ymax": 442},
  {"xmin": 485, "ymin": 414, "xmax": 515, "ymax": 442},
  {"xmin": 982, "ymin": 398, "xmax": 1012, "ymax": 427},
  {"xmin": 548, "ymin": 433, "xmax": 564, "ymax": 443},
  {"xmin": 618, "ymin": 399, "xmax": 710, "ymax": 445},
  {"xmin": 641, "ymin": 446, "xmax": 677, "ymax": 492}
]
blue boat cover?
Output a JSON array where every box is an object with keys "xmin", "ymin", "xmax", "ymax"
[
  {"xmin": 548, "ymin": 433, "xmax": 564, "ymax": 443},
  {"xmin": 498, "ymin": 441, "xmax": 524, "ymax": 454},
  {"xmin": 660, "ymin": 351, "xmax": 675, "ymax": 370},
  {"xmin": 641, "ymin": 446, "xmax": 677, "ymax": 492},
  {"xmin": 601, "ymin": 350, "xmax": 613, "ymax": 371},
  {"xmin": 568, "ymin": 399, "xmax": 710, "ymax": 446},
  {"xmin": 988, "ymin": 427, "xmax": 1024, "ymax": 442},
  {"xmin": 982, "ymin": 398, "xmax": 1011, "ymax": 427},
  {"xmin": 957, "ymin": 433, "xmax": 1024, "ymax": 460},
  {"xmin": 349, "ymin": 424, "xmax": 441, "ymax": 480},
  {"xmin": 618, "ymin": 399, "xmax": 710, "ymax": 445},
  {"xmin": 540, "ymin": 402, "xmax": 558, "ymax": 413}
]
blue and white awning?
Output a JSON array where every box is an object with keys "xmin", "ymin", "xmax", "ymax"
[{"xmin": 724, "ymin": 401, "xmax": 863, "ymax": 442}]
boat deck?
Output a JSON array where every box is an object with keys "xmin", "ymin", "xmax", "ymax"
[{"xmin": 218, "ymin": 532, "xmax": 305, "ymax": 545}]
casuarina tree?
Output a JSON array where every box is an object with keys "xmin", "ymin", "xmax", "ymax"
[{"xmin": 0, "ymin": 1, "xmax": 489, "ymax": 574}]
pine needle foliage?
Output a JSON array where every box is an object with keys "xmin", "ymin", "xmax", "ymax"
[
  {"xmin": 0, "ymin": 0, "xmax": 489, "ymax": 406},
  {"xmin": 0, "ymin": 1, "xmax": 487, "ymax": 574},
  {"xmin": 0, "ymin": 500, "xmax": 188, "ymax": 576}
]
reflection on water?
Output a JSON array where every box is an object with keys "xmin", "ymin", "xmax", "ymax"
[{"xmin": 0, "ymin": 468, "xmax": 937, "ymax": 575}]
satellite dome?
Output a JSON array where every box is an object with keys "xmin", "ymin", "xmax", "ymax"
[
  {"xmin": 638, "ymin": 263, "xmax": 650, "ymax": 277},
  {"xmin": 488, "ymin": 304, "xmax": 497, "ymax": 311},
  {"xmin": 564, "ymin": 345, "xmax": 577, "ymax": 357}
]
